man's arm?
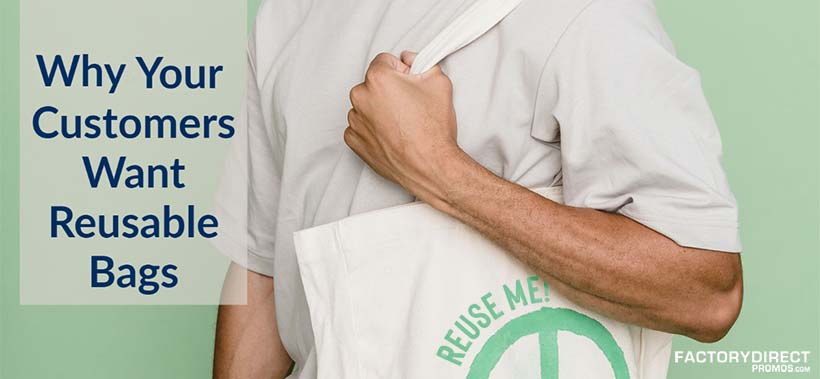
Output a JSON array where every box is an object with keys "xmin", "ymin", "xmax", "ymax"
[
  {"xmin": 214, "ymin": 263, "xmax": 293, "ymax": 379},
  {"xmin": 344, "ymin": 52, "xmax": 743, "ymax": 343},
  {"xmin": 422, "ymin": 148, "xmax": 743, "ymax": 343}
]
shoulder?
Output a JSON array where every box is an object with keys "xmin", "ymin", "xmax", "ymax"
[
  {"xmin": 558, "ymin": 0, "xmax": 676, "ymax": 56},
  {"xmin": 248, "ymin": 0, "xmax": 313, "ymax": 73},
  {"xmin": 545, "ymin": 0, "xmax": 704, "ymax": 118},
  {"xmin": 251, "ymin": 0, "xmax": 312, "ymax": 44},
  {"xmin": 544, "ymin": 0, "xmax": 685, "ymax": 84}
]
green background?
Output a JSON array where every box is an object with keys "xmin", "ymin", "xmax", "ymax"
[{"xmin": 1, "ymin": 0, "xmax": 818, "ymax": 378}]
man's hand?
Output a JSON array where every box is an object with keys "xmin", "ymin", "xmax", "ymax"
[
  {"xmin": 345, "ymin": 51, "xmax": 743, "ymax": 343},
  {"xmin": 345, "ymin": 51, "xmax": 460, "ymax": 206}
]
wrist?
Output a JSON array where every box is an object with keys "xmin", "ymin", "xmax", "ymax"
[{"xmin": 421, "ymin": 145, "xmax": 478, "ymax": 213}]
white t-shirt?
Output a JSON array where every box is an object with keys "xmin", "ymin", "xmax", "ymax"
[{"xmin": 213, "ymin": 0, "xmax": 741, "ymax": 377}]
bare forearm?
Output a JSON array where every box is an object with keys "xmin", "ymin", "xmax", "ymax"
[
  {"xmin": 342, "ymin": 52, "xmax": 742, "ymax": 342},
  {"xmin": 214, "ymin": 263, "xmax": 293, "ymax": 379},
  {"xmin": 421, "ymin": 149, "xmax": 743, "ymax": 342}
]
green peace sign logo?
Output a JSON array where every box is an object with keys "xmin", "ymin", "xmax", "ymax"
[{"xmin": 467, "ymin": 307, "xmax": 630, "ymax": 379}]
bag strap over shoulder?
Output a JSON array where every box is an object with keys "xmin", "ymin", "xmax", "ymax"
[
  {"xmin": 409, "ymin": 0, "xmax": 526, "ymax": 75},
  {"xmin": 350, "ymin": 0, "xmax": 528, "ymax": 214}
]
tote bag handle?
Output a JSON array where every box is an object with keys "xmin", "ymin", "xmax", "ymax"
[
  {"xmin": 409, "ymin": 0, "xmax": 525, "ymax": 74},
  {"xmin": 350, "ymin": 0, "xmax": 526, "ymax": 213}
]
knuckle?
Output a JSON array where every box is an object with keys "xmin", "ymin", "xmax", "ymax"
[
  {"xmin": 374, "ymin": 52, "xmax": 392, "ymax": 63},
  {"xmin": 343, "ymin": 127, "xmax": 356, "ymax": 146},
  {"xmin": 349, "ymin": 84, "xmax": 363, "ymax": 106},
  {"xmin": 437, "ymin": 73, "xmax": 453, "ymax": 89},
  {"xmin": 347, "ymin": 108, "xmax": 356, "ymax": 125},
  {"xmin": 365, "ymin": 66, "xmax": 383, "ymax": 83},
  {"xmin": 436, "ymin": 76, "xmax": 453, "ymax": 95}
]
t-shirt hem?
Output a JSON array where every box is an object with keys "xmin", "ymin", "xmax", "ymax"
[
  {"xmin": 619, "ymin": 209, "xmax": 742, "ymax": 253},
  {"xmin": 210, "ymin": 228, "xmax": 276, "ymax": 277}
]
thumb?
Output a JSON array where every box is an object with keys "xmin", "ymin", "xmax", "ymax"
[{"xmin": 400, "ymin": 51, "xmax": 418, "ymax": 68}]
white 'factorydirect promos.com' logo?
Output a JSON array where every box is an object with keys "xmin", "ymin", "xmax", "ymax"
[{"xmin": 674, "ymin": 350, "xmax": 813, "ymax": 375}]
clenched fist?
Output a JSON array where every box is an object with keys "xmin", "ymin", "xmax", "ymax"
[{"xmin": 345, "ymin": 51, "xmax": 463, "ymax": 203}]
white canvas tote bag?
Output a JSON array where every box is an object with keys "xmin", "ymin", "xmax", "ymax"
[{"xmin": 294, "ymin": 1, "xmax": 673, "ymax": 378}]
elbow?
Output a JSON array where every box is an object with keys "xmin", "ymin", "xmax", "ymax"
[{"xmin": 684, "ymin": 272, "xmax": 744, "ymax": 343}]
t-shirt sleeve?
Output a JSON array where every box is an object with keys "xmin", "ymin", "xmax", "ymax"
[
  {"xmin": 211, "ymin": 13, "xmax": 283, "ymax": 276},
  {"xmin": 547, "ymin": 0, "xmax": 741, "ymax": 252}
]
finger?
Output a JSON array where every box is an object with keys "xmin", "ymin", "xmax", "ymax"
[
  {"xmin": 370, "ymin": 52, "xmax": 409, "ymax": 74},
  {"xmin": 400, "ymin": 51, "xmax": 417, "ymax": 67},
  {"xmin": 347, "ymin": 108, "xmax": 365, "ymax": 131},
  {"xmin": 349, "ymin": 83, "xmax": 365, "ymax": 107},
  {"xmin": 347, "ymin": 108, "xmax": 356, "ymax": 129},
  {"xmin": 371, "ymin": 52, "xmax": 396, "ymax": 66},
  {"xmin": 343, "ymin": 127, "xmax": 391, "ymax": 179},
  {"xmin": 343, "ymin": 126, "xmax": 363, "ymax": 151},
  {"xmin": 344, "ymin": 127, "xmax": 376, "ymax": 164}
]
